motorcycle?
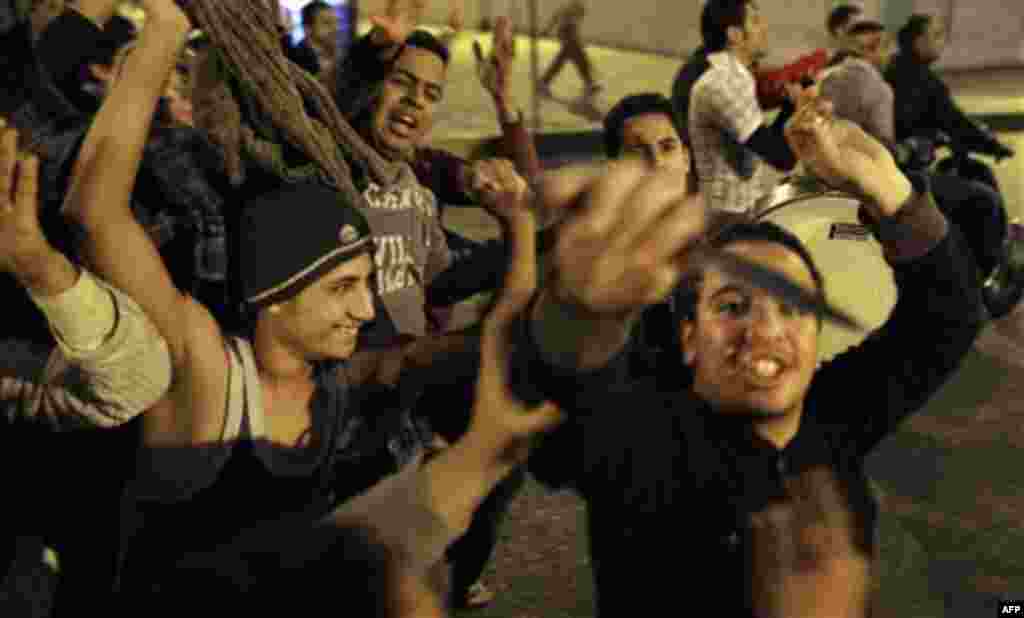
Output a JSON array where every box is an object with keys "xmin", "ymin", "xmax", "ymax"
[{"xmin": 900, "ymin": 125, "xmax": 1024, "ymax": 318}]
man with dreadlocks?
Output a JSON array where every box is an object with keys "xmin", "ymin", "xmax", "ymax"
[{"xmin": 62, "ymin": 0, "xmax": 563, "ymax": 599}]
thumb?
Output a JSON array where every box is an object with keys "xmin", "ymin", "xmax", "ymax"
[
  {"xmin": 14, "ymin": 154, "xmax": 40, "ymax": 219},
  {"xmin": 515, "ymin": 401, "xmax": 566, "ymax": 434}
]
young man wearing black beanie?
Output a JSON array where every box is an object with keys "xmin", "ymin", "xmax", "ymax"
[{"xmin": 62, "ymin": 0, "xmax": 562, "ymax": 598}]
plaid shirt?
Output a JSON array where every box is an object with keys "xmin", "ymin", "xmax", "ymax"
[{"xmin": 689, "ymin": 51, "xmax": 769, "ymax": 214}]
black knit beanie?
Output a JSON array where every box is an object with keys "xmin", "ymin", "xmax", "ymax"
[{"xmin": 240, "ymin": 182, "xmax": 374, "ymax": 310}]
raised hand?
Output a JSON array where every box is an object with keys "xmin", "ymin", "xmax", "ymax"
[
  {"xmin": 463, "ymin": 187, "xmax": 563, "ymax": 474},
  {"xmin": 540, "ymin": 158, "xmax": 708, "ymax": 317},
  {"xmin": 474, "ymin": 16, "xmax": 515, "ymax": 101},
  {"xmin": 464, "ymin": 158, "xmax": 531, "ymax": 222},
  {"xmin": 370, "ymin": 0, "xmax": 428, "ymax": 47},
  {"xmin": 0, "ymin": 120, "xmax": 49, "ymax": 276},
  {"xmin": 784, "ymin": 87, "xmax": 911, "ymax": 217}
]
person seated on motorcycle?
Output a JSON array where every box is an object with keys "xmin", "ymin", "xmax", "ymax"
[
  {"xmin": 817, "ymin": 19, "xmax": 1024, "ymax": 318},
  {"xmin": 886, "ymin": 14, "xmax": 1015, "ymax": 162}
]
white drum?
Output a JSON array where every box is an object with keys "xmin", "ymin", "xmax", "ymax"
[{"xmin": 753, "ymin": 180, "xmax": 898, "ymax": 365}]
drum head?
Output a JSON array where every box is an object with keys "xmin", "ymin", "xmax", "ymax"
[{"xmin": 757, "ymin": 193, "xmax": 897, "ymax": 365}]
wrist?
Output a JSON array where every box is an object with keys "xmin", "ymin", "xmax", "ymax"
[
  {"xmin": 425, "ymin": 440, "xmax": 498, "ymax": 530},
  {"xmin": 864, "ymin": 171, "xmax": 913, "ymax": 218},
  {"xmin": 493, "ymin": 95, "xmax": 519, "ymax": 123},
  {"xmin": 12, "ymin": 247, "xmax": 74, "ymax": 296}
]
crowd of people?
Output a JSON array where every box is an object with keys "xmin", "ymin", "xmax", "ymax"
[{"xmin": 0, "ymin": 0, "xmax": 1016, "ymax": 616}]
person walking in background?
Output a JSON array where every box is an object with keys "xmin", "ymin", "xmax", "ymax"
[{"xmin": 536, "ymin": 0, "xmax": 601, "ymax": 102}]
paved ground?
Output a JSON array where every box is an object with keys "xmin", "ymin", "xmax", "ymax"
[{"xmin": 423, "ymin": 26, "xmax": 681, "ymax": 140}]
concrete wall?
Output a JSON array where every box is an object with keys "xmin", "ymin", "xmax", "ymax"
[
  {"xmin": 367, "ymin": 0, "xmax": 881, "ymax": 62},
  {"xmin": 906, "ymin": 0, "xmax": 1024, "ymax": 71}
]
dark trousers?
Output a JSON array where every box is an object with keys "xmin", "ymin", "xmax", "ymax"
[
  {"xmin": 447, "ymin": 466, "xmax": 527, "ymax": 601},
  {"xmin": 541, "ymin": 32, "xmax": 595, "ymax": 88},
  {"xmin": 930, "ymin": 172, "xmax": 1007, "ymax": 278}
]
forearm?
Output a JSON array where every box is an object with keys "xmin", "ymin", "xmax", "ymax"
[
  {"xmin": 865, "ymin": 175, "xmax": 945, "ymax": 263},
  {"xmin": 323, "ymin": 447, "xmax": 497, "ymax": 574},
  {"xmin": 12, "ymin": 247, "xmax": 81, "ymax": 300},
  {"xmin": 494, "ymin": 102, "xmax": 545, "ymax": 195},
  {"xmin": 3, "ymin": 270, "xmax": 173, "ymax": 430},
  {"xmin": 63, "ymin": 7, "xmax": 192, "ymax": 362},
  {"xmin": 68, "ymin": 9, "xmax": 189, "ymax": 228}
]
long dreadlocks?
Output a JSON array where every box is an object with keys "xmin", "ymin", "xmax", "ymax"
[{"xmin": 186, "ymin": 0, "xmax": 401, "ymax": 207}]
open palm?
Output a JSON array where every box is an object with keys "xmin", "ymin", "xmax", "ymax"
[
  {"xmin": 474, "ymin": 16, "xmax": 514, "ymax": 99},
  {"xmin": 0, "ymin": 122, "xmax": 48, "ymax": 275},
  {"xmin": 370, "ymin": 0, "xmax": 428, "ymax": 46}
]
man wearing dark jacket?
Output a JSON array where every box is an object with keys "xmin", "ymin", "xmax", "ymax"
[
  {"xmin": 885, "ymin": 14, "xmax": 1014, "ymax": 159},
  {"xmin": 516, "ymin": 95, "xmax": 986, "ymax": 616}
]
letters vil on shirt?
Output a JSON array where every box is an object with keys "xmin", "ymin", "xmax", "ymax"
[
  {"xmin": 358, "ymin": 165, "xmax": 454, "ymax": 344},
  {"xmin": 689, "ymin": 51, "xmax": 770, "ymax": 214}
]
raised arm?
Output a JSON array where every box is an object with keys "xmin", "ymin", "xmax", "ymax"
[
  {"xmin": 338, "ymin": 168, "xmax": 563, "ymax": 551},
  {"xmin": 477, "ymin": 16, "xmax": 542, "ymax": 184},
  {"xmin": 786, "ymin": 90, "xmax": 984, "ymax": 455},
  {"xmin": 62, "ymin": 0, "xmax": 196, "ymax": 366},
  {"xmin": 0, "ymin": 120, "xmax": 171, "ymax": 430}
]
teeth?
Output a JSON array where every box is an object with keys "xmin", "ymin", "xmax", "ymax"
[{"xmin": 750, "ymin": 358, "xmax": 782, "ymax": 378}]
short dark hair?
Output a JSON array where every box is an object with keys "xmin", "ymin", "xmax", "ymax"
[
  {"xmin": 400, "ymin": 29, "xmax": 451, "ymax": 66},
  {"xmin": 701, "ymin": 0, "xmax": 751, "ymax": 53},
  {"xmin": 826, "ymin": 4, "xmax": 863, "ymax": 36},
  {"xmin": 898, "ymin": 14, "xmax": 932, "ymax": 52},
  {"xmin": 302, "ymin": 0, "xmax": 332, "ymax": 27},
  {"xmin": 672, "ymin": 221, "xmax": 825, "ymax": 323},
  {"xmin": 90, "ymin": 15, "xmax": 137, "ymax": 67},
  {"xmin": 846, "ymin": 20, "xmax": 885, "ymax": 37},
  {"xmin": 603, "ymin": 93, "xmax": 681, "ymax": 158}
]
